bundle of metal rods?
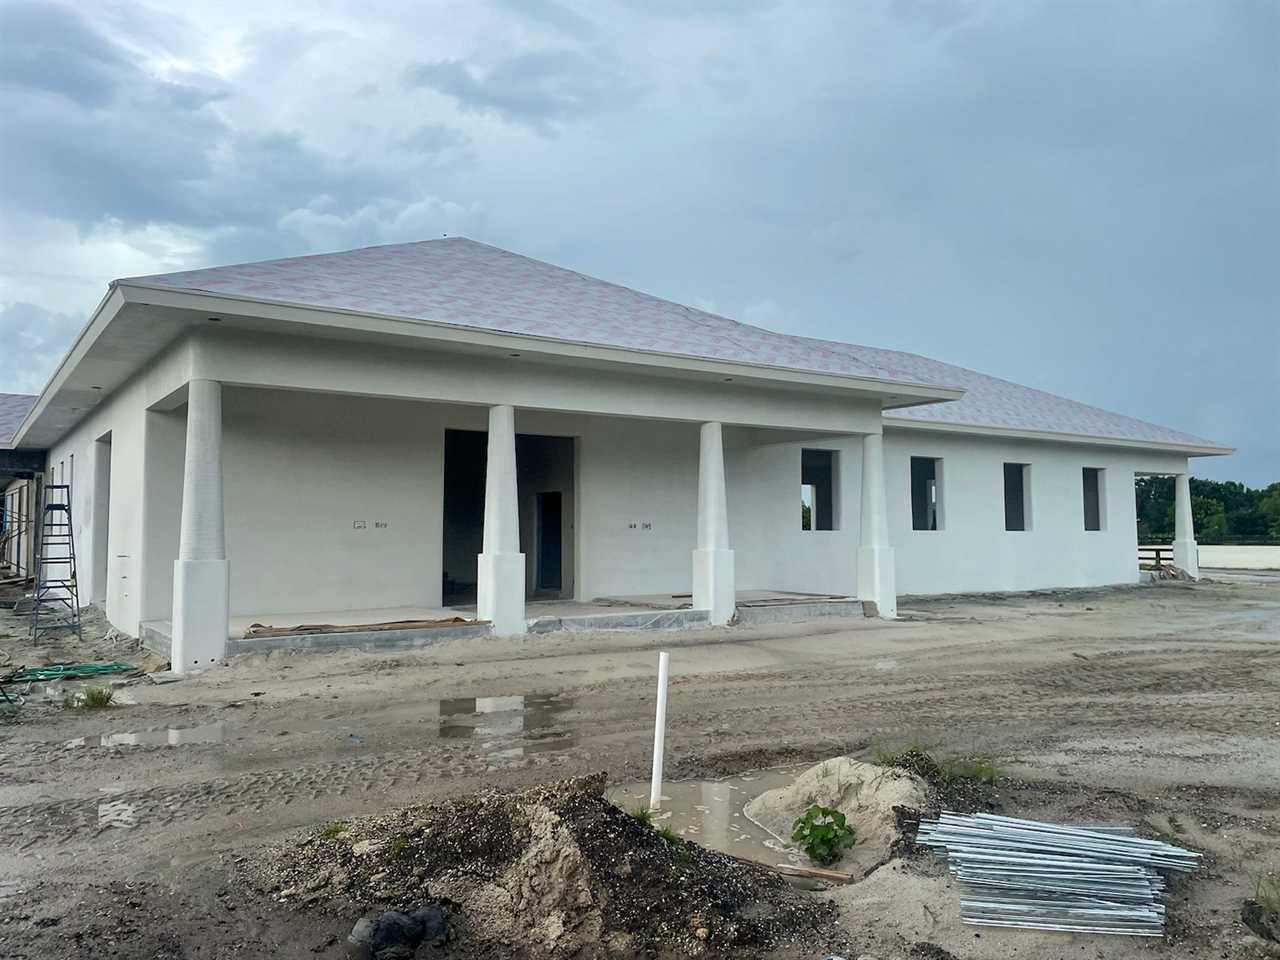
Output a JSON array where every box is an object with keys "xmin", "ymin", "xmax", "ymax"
[{"xmin": 916, "ymin": 812, "xmax": 1200, "ymax": 936}]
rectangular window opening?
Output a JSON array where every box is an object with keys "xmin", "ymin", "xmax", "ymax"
[
  {"xmin": 800, "ymin": 449, "xmax": 837, "ymax": 531},
  {"xmin": 1003, "ymin": 462, "xmax": 1030, "ymax": 531},
  {"xmin": 1083, "ymin": 467, "xmax": 1106, "ymax": 531},
  {"xmin": 910, "ymin": 456, "xmax": 943, "ymax": 531}
]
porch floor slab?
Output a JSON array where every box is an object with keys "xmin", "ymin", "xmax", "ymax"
[
  {"xmin": 231, "ymin": 606, "xmax": 466, "ymax": 638},
  {"xmin": 137, "ymin": 589, "xmax": 864, "ymax": 664}
]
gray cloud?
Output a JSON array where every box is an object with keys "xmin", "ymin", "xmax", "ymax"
[
  {"xmin": 0, "ymin": 1, "xmax": 128, "ymax": 106},
  {"xmin": 0, "ymin": 302, "xmax": 85, "ymax": 394},
  {"xmin": 404, "ymin": 49, "xmax": 637, "ymax": 132},
  {"xmin": 0, "ymin": 0, "xmax": 1274, "ymax": 485}
]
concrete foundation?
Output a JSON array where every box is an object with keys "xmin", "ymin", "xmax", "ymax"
[{"xmin": 734, "ymin": 599, "xmax": 865, "ymax": 626}]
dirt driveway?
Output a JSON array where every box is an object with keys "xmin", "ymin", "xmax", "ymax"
[{"xmin": 2, "ymin": 575, "xmax": 1277, "ymax": 958}]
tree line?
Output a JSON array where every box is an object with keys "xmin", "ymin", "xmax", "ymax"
[{"xmin": 1135, "ymin": 476, "xmax": 1280, "ymax": 543}]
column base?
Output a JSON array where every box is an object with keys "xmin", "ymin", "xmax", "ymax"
[
  {"xmin": 1172, "ymin": 539, "xmax": 1199, "ymax": 579},
  {"xmin": 693, "ymin": 547, "xmax": 735, "ymax": 626},
  {"xmin": 477, "ymin": 552, "xmax": 527, "ymax": 635},
  {"xmin": 172, "ymin": 558, "xmax": 229, "ymax": 673},
  {"xmin": 858, "ymin": 544, "xmax": 897, "ymax": 619}
]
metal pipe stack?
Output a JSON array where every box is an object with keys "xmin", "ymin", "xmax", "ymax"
[{"xmin": 916, "ymin": 812, "xmax": 1200, "ymax": 936}]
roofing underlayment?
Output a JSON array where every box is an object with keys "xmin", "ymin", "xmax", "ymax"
[
  {"xmin": 0, "ymin": 393, "xmax": 37, "ymax": 446},
  {"xmin": 126, "ymin": 237, "xmax": 1223, "ymax": 450}
]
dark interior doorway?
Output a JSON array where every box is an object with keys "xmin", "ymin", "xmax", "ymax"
[
  {"xmin": 441, "ymin": 428, "xmax": 574, "ymax": 606},
  {"xmin": 536, "ymin": 492, "xmax": 562, "ymax": 591}
]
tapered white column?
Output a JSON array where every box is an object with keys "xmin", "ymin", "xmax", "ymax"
[
  {"xmin": 858, "ymin": 432, "xmax": 897, "ymax": 619},
  {"xmin": 477, "ymin": 404, "xmax": 526, "ymax": 634},
  {"xmin": 692, "ymin": 421, "xmax": 735, "ymax": 625},
  {"xmin": 1172, "ymin": 473, "xmax": 1199, "ymax": 579},
  {"xmin": 171, "ymin": 379, "xmax": 229, "ymax": 672}
]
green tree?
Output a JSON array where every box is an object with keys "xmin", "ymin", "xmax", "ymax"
[
  {"xmin": 1135, "ymin": 476, "xmax": 1174, "ymax": 541},
  {"xmin": 1260, "ymin": 483, "xmax": 1280, "ymax": 538},
  {"xmin": 1190, "ymin": 496, "xmax": 1226, "ymax": 541}
]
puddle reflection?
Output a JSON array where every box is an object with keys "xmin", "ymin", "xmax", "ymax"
[
  {"xmin": 437, "ymin": 693, "xmax": 576, "ymax": 757},
  {"xmin": 65, "ymin": 722, "xmax": 225, "ymax": 748}
]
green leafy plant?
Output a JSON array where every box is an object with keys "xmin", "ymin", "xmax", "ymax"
[
  {"xmin": 389, "ymin": 837, "xmax": 409, "ymax": 857},
  {"xmin": 791, "ymin": 804, "xmax": 856, "ymax": 866},
  {"xmin": 628, "ymin": 806, "xmax": 654, "ymax": 827},
  {"xmin": 321, "ymin": 822, "xmax": 347, "ymax": 838}
]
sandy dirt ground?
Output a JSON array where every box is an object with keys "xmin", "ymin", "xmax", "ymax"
[{"xmin": 1, "ymin": 574, "xmax": 1278, "ymax": 959}]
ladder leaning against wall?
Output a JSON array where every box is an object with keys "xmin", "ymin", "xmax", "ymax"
[{"xmin": 30, "ymin": 483, "xmax": 83, "ymax": 641}]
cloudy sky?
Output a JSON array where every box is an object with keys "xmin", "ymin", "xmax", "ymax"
[{"xmin": 1, "ymin": 0, "xmax": 1276, "ymax": 482}]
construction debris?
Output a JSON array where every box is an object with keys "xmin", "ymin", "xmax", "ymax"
[
  {"xmin": 254, "ymin": 773, "xmax": 843, "ymax": 958},
  {"xmin": 916, "ymin": 812, "xmax": 1199, "ymax": 936},
  {"xmin": 242, "ymin": 617, "xmax": 477, "ymax": 638}
]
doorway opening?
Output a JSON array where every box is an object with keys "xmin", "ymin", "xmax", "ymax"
[
  {"xmin": 92, "ymin": 432, "xmax": 112, "ymax": 604},
  {"xmin": 441, "ymin": 428, "xmax": 575, "ymax": 606},
  {"xmin": 536, "ymin": 492, "xmax": 562, "ymax": 592}
]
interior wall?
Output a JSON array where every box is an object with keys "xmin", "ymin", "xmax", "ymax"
[
  {"xmin": 883, "ymin": 428, "xmax": 1188, "ymax": 595},
  {"xmin": 222, "ymin": 388, "xmax": 448, "ymax": 617},
  {"xmin": 516, "ymin": 434, "xmax": 575, "ymax": 598}
]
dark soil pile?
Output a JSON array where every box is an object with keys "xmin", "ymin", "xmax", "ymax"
[
  {"xmin": 252, "ymin": 773, "xmax": 842, "ymax": 958},
  {"xmin": 879, "ymin": 748, "xmax": 998, "ymax": 813}
]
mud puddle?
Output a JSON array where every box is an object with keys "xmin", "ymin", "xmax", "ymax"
[
  {"xmin": 436, "ymin": 692, "xmax": 576, "ymax": 757},
  {"xmin": 64, "ymin": 721, "xmax": 226, "ymax": 748},
  {"xmin": 607, "ymin": 764, "xmax": 809, "ymax": 868}
]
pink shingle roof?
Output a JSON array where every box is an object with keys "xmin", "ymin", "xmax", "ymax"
[
  {"xmin": 0, "ymin": 393, "xmax": 37, "ymax": 446},
  {"xmin": 125, "ymin": 237, "xmax": 1224, "ymax": 450}
]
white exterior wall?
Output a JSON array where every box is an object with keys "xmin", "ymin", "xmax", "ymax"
[
  {"xmin": 42, "ymin": 340, "xmax": 194, "ymax": 634},
  {"xmin": 883, "ymin": 428, "xmax": 1188, "ymax": 595},
  {"xmin": 729, "ymin": 433, "xmax": 864, "ymax": 596},
  {"xmin": 573, "ymin": 417, "xmax": 701, "ymax": 599},
  {"xmin": 30, "ymin": 326, "xmax": 1204, "ymax": 638},
  {"xmin": 221, "ymin": 388, "xmax": 451, "ymax": 617}
]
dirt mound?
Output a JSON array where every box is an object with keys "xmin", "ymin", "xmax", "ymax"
[
  {"xmin": 252, "ymin": 773, "xmax": 841, "ymax": 957},
  {"xmin": 744, "ymin": 757, "xmax": 927, "ymax": 878}
]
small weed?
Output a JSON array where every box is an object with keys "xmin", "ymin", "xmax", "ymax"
[
  {"xmin": 1257, "ymin": 873, "xmax": 1280, "ymax": 918},
  {"xmin": 791, "ymin": 804, "xmax": 856, "ymax": 866},
  {"xmin": 628, "ymin": 806, "xmax": 654, "ymax": 827},
  {"xmin": 940, "ymin": 754, "xmax": 1005, "ymax": 785},
  {"xmin": 872, "ymin": 744, "xmax": 1004, "ymax": 785},
  {"xmin": 656, "ymin": 825, "xmax": 681, "ymax": 844},
  {"xmin": 389, "ymin": 837, "xmax": 409, "ymax": 857},
  {"xmin": 321, "ymin": 822, "xmax": 347, "ymax": 839},
  {"xmin": 871, "ymin": 745, "xmax": 899, "ymax": 766},
  {"xmin": 63, "ymin": 686, "xmax": 114, "ymax": 710}
]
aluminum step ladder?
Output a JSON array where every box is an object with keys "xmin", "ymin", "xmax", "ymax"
[{"xmin": 30, "ymin": 483, "xmax": 82, "ymax": 641}]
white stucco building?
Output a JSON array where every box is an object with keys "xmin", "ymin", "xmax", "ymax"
[{"xmin": 2, "ymin": 238, "xmax": 1229, "ymax": 671}]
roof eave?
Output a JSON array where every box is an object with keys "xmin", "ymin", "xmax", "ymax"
[
  {"xmin": 883, "ymin": 416, "xmax": 1233, "ymax": 457},
  {"xmin": 10, "ymin": 284, "xmax": 126, "ymax": 449},
  {"xmin": 115, "ymin": 281, "xmax": 967, "ymax": 405}
]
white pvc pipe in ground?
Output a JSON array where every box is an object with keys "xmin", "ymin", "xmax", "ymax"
[{"xmin": 649, "ymin": 650, "xmax": 670, "ymax": 809}]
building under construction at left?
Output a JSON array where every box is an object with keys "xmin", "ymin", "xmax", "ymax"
[{"xmin": 2, "ymin": 392, "xmax": 42, "ymax": 586}]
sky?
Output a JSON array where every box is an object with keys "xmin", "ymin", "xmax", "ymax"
[{"xmin": 0, "ymin": 0, "xmax": 1276, "ymax": 483}]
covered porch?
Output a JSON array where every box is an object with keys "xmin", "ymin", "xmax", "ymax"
[{"xmin": 134, "ymin": 330, "xmax": 911, "ymax": 672}]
